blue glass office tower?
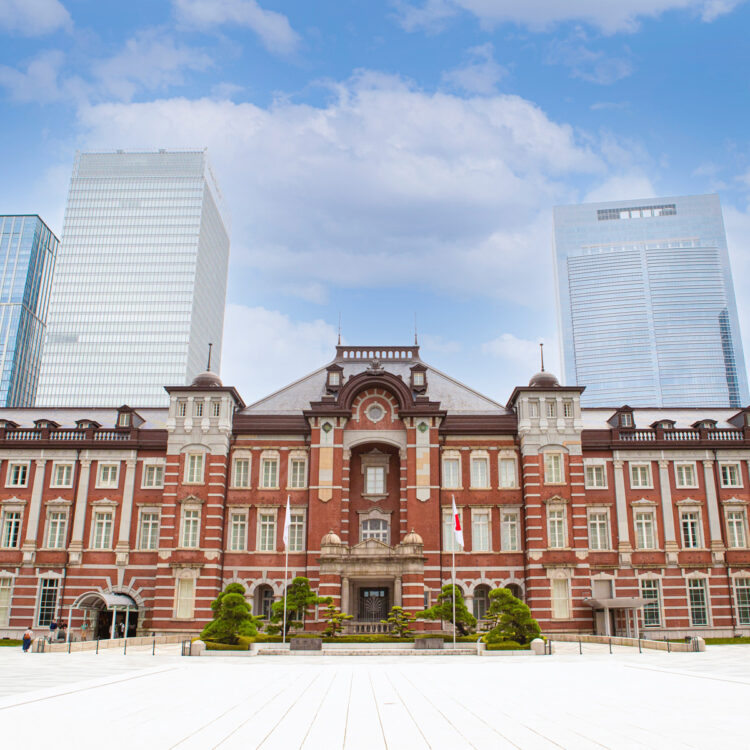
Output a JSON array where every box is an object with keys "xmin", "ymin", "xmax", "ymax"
[
  {"xmin": 0, "ymin": 216, "xmax": 58, "ymax": 406},
  {"xmin": 554, "ymin": 194, "xmax": 749, "ymax": 407}
]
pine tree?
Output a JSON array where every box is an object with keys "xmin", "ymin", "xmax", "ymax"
[
  {"xmin": 417, "ymin": 584, "xmax": 477, "ymax": 636},
  {"xmin": 381, "ymin": 605, "xmax": 416, "ymax": 638},
  {"xmin": 321, "ymin": 601, "xmax": 353, "ymax": 637},
  {"xmin": 200, "ymin": 583, "xmax": 261, "ymax": 644},
  {"xmin": 483, "ymin": 587, "xmax": 541, "ymax": 645},
  {"xmin": 268, "ymin": 576, "xmax": 328, "ymax": 636}
]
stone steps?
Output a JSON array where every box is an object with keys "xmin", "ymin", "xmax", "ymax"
[{"xmin": 256, "ymin": 647, "xmax": 477, "ymax": 656}]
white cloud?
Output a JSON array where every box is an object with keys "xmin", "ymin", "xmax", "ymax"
[
  {"xmin": 395, "ymin": 0, "xmax": 745, "ymax": 34},
  {"xmin": 173, "ymin": 0, "xmax": 299, "ymax": 55},
  {"xmin": 547, "ymin": 35, "xmax": 633, "ymax": 85},
  {"xmin": 0, "ymin": 50, "xmax": 66, "ymax": 102},
  {"xmin": 221, "ymin": 305, "xmax": 337, "ymax": 403},
  {"xmin": 583, "ymin": 173, "xmax": 656, "ymax": 203},
  {"xmin": 420, "ymin": 334, "xmax": 462, "ymax": 354},
  {"xmin": 482, "ymin": 333, "xmax": 559, "ymax": 384},
  {"xmin": 442, "ymin": 43, "xmax": 507, "ymax": 95},
  {"xmin": 94, "ymin": 31, "xmax": 213, "ymax": 102},
  {"xmin": 73, "ymin": 73, "xmax": 650, "ymax": 313},
  {"xmin": 0, "ymin": 0, "xmax": 72, "ymax": 36}
]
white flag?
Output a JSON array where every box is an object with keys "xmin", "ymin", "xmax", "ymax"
[
  {"xmin": 283, "ymin": 495, "xmax": 291, "ymax": 548},
  {"xmin": 451, "ymin": 495, "xmax": 464, "ymax": 549}
]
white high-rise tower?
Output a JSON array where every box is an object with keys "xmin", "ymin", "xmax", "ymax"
[{"xmin": 37, "ymin": 150, "xmax": 229, "ymax": 406}]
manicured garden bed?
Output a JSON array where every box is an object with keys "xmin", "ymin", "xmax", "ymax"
[{"xmin": 0, "ymin": 639, "xmax": 21, "ymax": 647}]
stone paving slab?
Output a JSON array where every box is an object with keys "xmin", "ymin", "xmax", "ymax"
[{"xmin": 0, "ymin": 645, "xmax": 748, "ymax": 749}]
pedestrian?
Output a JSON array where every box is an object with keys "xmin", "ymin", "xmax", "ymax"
[
  {"xmin": 81, "ymin": 618, "xmax": 89, "ymax": 641},
  {"xmin": 22, "ymin": 626, "xmax": 33, "ymax": 653},
  {"xmin": 117, "ymin": 620, "xmax": 125, "ymax": 638},
  {"xmin": 49, "ymin": 618, "xmax": 58, "ymax": 638}
]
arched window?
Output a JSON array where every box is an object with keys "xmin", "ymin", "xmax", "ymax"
[
  {"xmin": 361, "ymin": 518, "xmax": 389, "ymax": 544},
  {"xmin": 473, "ymin": 585, "xmax": 490, "ymax": 620},
  {"xmin": 256, "ymin": 584, "xmax": 275, "ymax": 620},
  {"xmin": 506, "ymin": 583, "xmax": 523, "ymax": 601}
]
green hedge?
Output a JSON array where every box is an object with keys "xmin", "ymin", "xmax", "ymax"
[
  {"xmin": 203, "ymin": 641, "xmax": 248, "ymax": 651},
  {"xmin": 486, "ymin": 641, "xmax": 530, "ymax": 651},
  {"xmin": 0, "ymin": 639, "xmax": 21, "ymax": 647},
  {"xmin": 703, "ymin": 637, "xmax": 750, "ymax": 645}
]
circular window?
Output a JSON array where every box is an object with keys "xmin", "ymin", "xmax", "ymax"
[{"xmin": 367, "ymin": 404, "xmax": 385, "ymax": 423}]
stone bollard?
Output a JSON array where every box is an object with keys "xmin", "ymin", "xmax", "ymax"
[
  {"xmin": 530, "ymin": 638, "xmax": 546, "ymax": 655},
  {"xmin": 32, "ymin": 637, "xmax": 46, "ymax": 653},
  {"xmin": 190, "ymin": 640, "xmax": 206, "ymax": 657},
  {"xmin": 695, "ymin": 637, "xmax": 706, "ymax": 652}
]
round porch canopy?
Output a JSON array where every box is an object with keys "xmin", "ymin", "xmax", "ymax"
[{"xmin": 72, "ymin": 591, "xmax": 139, "ymax": 611}]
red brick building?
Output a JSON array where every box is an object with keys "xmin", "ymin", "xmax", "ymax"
[{"xmin": 1, "ymin": 344, "xmax": 750, "ymax": 639}]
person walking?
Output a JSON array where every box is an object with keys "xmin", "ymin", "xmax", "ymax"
[{"xmin": 22, "ymin": 626, "xmax": 33, "ymax": 653}]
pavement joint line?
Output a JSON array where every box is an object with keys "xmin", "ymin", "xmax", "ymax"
[
  {"xmin": 341, "ymin": 670, "xmax": 355, "ymax": 750},
  {"xmin": 623, "ymin": 664, "xmax": 750, "ymax": 686},
  {"xmin": 0, "ymin": 665, "xmax": 179, "ymax": 711},
  {"xmin": 384, "ymin": 670, "xmax": 433, "ymax": 750},
  {"xmin": 368, "ymin": 670, "xmax": 390, "ymax": 750},
  {"xmin": 299, "ymin": 669, "xmax": 338, "ymax": 750}
]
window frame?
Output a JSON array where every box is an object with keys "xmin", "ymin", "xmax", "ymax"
[
  {"xmin": 0, "ymin": 575, "xmax": 12, "ymax": 627},
  {"xmin": 629, "ymin": 463, "xmax": 652, "ymax": 489},
  {"xmin": 674, "ymin": 462, "xmax": 698, "ymax": 489},
  {"xmin": 687, "ymin": 578, "xmax": 710, "ymax": 627},
  {"xmin": 498, "ymin": 456, "xmax": 517, "ymax": 489},
  {"xmin": 640, "ymin": 578, "xmax": 662, "ymax": 627},
  {"xmin": 137, "ymin": 509, "xmax": 160, "ymax": 550},
  {"xmin": 365, "ymin": 465, "xmax": 386, "ymax": 496},
  {"xmin": 96, "ymin": 462, "xmax": 120, "ymax": 489},
  {"xmin": 50, "ymin": 462, "xmax": 74, "ymax": 489},
  {"xmin": 229, "ymin": 511, "xmax": 248, "ymax": 552},
  {"xmin": 470, "ymin": 452, "xmax": 490, "ymax": 489},
  {"xmin": 500, "ymin": 509, "xmax": 521, "ymax": 551},
  {"xmin": 36, "ymin": 577, "xmax": 60, "ymax": 627},
  {"xmin": 471, "ymin": 508, "xmax": 491, "ymax": 552},
  {"xmin": 547, "ymin": 506, "xmax": 567, "ymax": 549},
  {"xmin": 634, "ymin": 509, "xmax": 657, "ymax": 550},
  {"xmin": 1, "ymin": 509, "xmax": 22, "ymax": 548},
  {"xmin": 442, "ymin": 452, "xmax": 461, "ymax": 490},
  {"xmin": 361, "ymin": 517, "xmax": 390, "ymax": 544},
  {"xmin": 551, "ymin": 578, "xmax": 570, "ymax": 619},
  {"xmin": 232, "ymin": 455, "xmax": 251, "ymax": 489},
  {"xmin": 288, "ymin": 509, "xmax": 306, "ymax": 552},
  {"xmin": 6, "ymin": 461, "xmax": 29, "ymax": 488},
  {"xmin": 545, "ymin": 400, "xmax": 557, "ymax": 419},
  {"xmin": 726, "ymin": 508, "xmax": 748, "ymax": 549},
  {"xmin": 141, "ymin": 462, "xmax": 165, "ymax": 489},
  {"xmin": 259, "ymin": 452, "xmax": 280, "ymax": 490},
  {"xmin": 584, "ymin": 463, "xmax": 607, "ymax": 489},
  {"xmin": 288, "ymin": 453, "xmax": 308, "ymax": 490},
  {"xmin": 543, "ymin": 452, "xmax": 564, "ymax": 484},
  {"xmin": 180, "ymin": 507, "xmax": 201, "ymax": 549},
  {"xmin": 257, "ymin": 509, "xmax": 277, "ymax": 552},
  {"xmin": 174, "ymin": 577, "xmax": 196, "ymax": 619},
  {"xmin": 45, "ymin": 509, "xmax": 68, "ymax": 549},
  {"xmin": 735, "ymin": 577, "xmax": 750, "ymax": 626},
  {"xmin": 680, "ymin": 509, "xmax": 702, "ymax": 549},
  {"xmin": 184, "ymin": 453, "xmax": 205, "ymax": 485},
  {"xmin": 90, "ymin": 510, "xmax": 114, "ymax": 549},
  {"xmin": 587, "ymin": 510, "xmax": 610, "ymax": 550},
  {"xmin": 720, "ymin": 463, "xmax": 743, "ymax": 489}
]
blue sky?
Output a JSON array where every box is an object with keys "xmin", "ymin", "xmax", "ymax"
[{"xmin": 2, "ymin": 0, "xmax": 750, "ymax": 403}]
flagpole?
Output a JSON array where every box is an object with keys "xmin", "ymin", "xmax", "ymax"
[
  {"xmin": 452, "ymin": 494, "xmax": 457, "ymax": 649},
  {"xmin": 282, "ymin": 496, "xmax": 290, "ymax": 645}
]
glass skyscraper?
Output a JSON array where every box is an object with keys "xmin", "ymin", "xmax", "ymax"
[
  {"xmin": 0, "ymin": 216, "xmax": 58, "ymax": 407},
  {"xmin": 36, "ymin": 150, "xmax": 229, "ymax": 407},
  {"xmin": 554, "ymin": 194, "xmax": 749, "ymax": 407}
]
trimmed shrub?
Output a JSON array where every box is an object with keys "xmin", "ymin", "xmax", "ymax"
[{"xmin": 486, "ymin": 641, "xmax": 529, "ymax": 651}]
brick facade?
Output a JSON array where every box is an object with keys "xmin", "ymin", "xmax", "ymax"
[{"xmin": 1, "ymin": 345, "xmax": 750, "ymax": 639}]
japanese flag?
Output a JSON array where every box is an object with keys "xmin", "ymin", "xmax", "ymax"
[
  {"xmin": 451, "ymin": 495, "xmax": 464, "ymax": 549},
  {"xmin": 283, "ymin": 495, "xmax": 291, "ymax": 548}
]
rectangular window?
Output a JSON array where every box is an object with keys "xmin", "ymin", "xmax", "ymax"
[
  {"xmin": 185, "ymin": 454, "xmax": 204, "ymax": 484},
  {"xmin": 175, "ymin": 578, "xmax": 195, "ymax": 619},
  {"xmin": 289, "ymin": 512, "xmax": 305, "ymax": 552},
  {"xmin": 442, "ymin": 457, "xmax": 460, "ymax": 489},
  {"xmin": 544, "ymin": 453, "xmax": 563, "ymax": 484},
  {"xmin": 472, "ymin": 511, "xmax": 490, "ymax": 552},
  {"xmin": 413, "ymin": 371, "xmax": 425, "ymax": 386},
  {"xmin": 1, "ymin": 511, "xmax": 21, "ymax": 548},
  {"xmin": 687, "ymin": 579, "xmax": 709, "ymax": 626},
  {"xmin": 442, "ymin": 511, "xmax": 462, "ymax": 552},
  {"xmin": 177, "ymin": 401, "xmax": 187, "ymax": 417},
  {"xmin": 675, "ymin": 463, "xmax": 697, "ymax": 488},
  {"xmin": 142, "ymin": 464, "xmax": 164, "ymax": 488},
  {"xmin": 51, "ymin": 463, "xmax": 73, "ymax": 488},
  {"xmin": 37, "ymin": 578, "xmax": 59, "ymax": 627},
  {"xmin": 681, "ymin": 511, "xmax": 701, "ymax": 549},
  {"xmin": 261, "ymin": 458, "xmax": 279, "ymax": 489},
  {"xmin": 229, "ymin": 513, "xmax": 247, "ymax": 551},
  {"xmin": 194, "ymin": 401, "xmax": 204, "ymax": 417},
  {"xmin": 498, "ymin": 458, "xmax": 516, "ymax": 488},
  {"xmin": 585, "ymin": 465, "xmax": 607, "ymax": 488},
  {"xmin": 529, "ymin": 400, "xmax": 539, "ymax": 418},
  {"xmin": 212, "ymin": 401, "xmax": 221, "ymax": 417},
  {"xmin": 620, "ymin": 412, "xmax": 633, "ymax": 427},
  {"xmin": 289, "ymin": 458, "xmax": 307, "ymax": 489},
  {"xmin": 470, "ymin": 456, "xmax": 489, "ymax": 488},
  {"xmin": 736, "ymin": 578, "xmax": 750, "ymax": 625},
  {"xmin": 139, "ymin": 512, "xmax": 160, "ymax": 550},
  {"xmin": 92, "ymin": 511, "xmax": 113, "ymax": 549},
  {"xmin": 97, "ymin": 463, "xmax": 119, "ymax": 488},
  {"xmin": 7, "ymin": 462, "xmax": 28, "ymax": 487},
  {"xmin": 635, "ymin": 511, "xmax": 656, "ymax": 549},
  {"xmin": 233, "ymin": 457, "xmax": 250, "ymax": 488},
  {"xmin": 47, "ymin": 512, "xmax": 67, "ymax": 549},
  {"xmin": 720, "ymin": 463, "xmax": 742, "ymax": 488},
  {"xmin": 365, "ymin": 465, "xmax": 385, "ymax": 495},
  {"xmin": 630, "ymin": 464, "xmax": 651, "ymax": 488},
  {"xmin": 258, "ymin": 512, "xmax": 276, "ymax": 551},
  {"xmin": 727, "ymin": 510, "xmax": 747, "ymax": 549},
  {"xmin": 640, "ymin": 579, "xmax": 661, "ymax": 627},
  {"xmin": 181, "ymin": 509, "xmax": 200, "ymax": 548},
  {"xmin": 551, "ymin": 579, "xmax": 570, "ymax": 619},
  {"xmin": 588, "ymin": 512, "xmax": 610, "ymax": 550},
  {"xmin": 547, "ymin": 508, "xmax": 566, "ymax": 548},
  {"xmin": 563, "ymin": 400, "xmax": 574, "ymax": 418},
  {"xmin": 501, "ymin": 510, "xmax": 520, "ymax": 551},
  {"xmin": 546, "ymin": 400, "xmax": 557, "ymax": 418},
  {"xmin": 0, "ymin": 576, "xmax": 11, "ymax": 627}
]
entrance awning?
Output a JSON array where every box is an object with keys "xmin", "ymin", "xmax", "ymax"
[
  {"xmin": 583, "ymin": 597, "xmax": 647, "ymax": 609},
  {"xmin": 72, "ymin": 591, "xmax": 139, "ymax": 611}
]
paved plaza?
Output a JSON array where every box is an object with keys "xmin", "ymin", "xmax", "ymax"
[{"xmin": 0, "ymin": 643, "xmax": 748, "ymax": 749}]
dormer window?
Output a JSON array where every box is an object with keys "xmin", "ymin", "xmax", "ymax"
[
  {"xmin": 692, "ymin": 419, "xmax": 717, "ymax": 430},
  {"xmin": 118, "ymin": 413, "xmax": 131, "ymax": 428},
  {"xmin": 0, "ymin": 420, "xmax": 17, "ymax": 430},
  {"xmin": 413, "ymin": 371, "xmax": 424, "ymax": 386},
  {"xmin": 329, "ymin": 371, "xmax": 340, "ymax": 386},
  {"xmin": 620, "ymin": 413, "xmax": 633, "ymax": 428},
  {"xmin": 326, "ymin": 364, "xmax": 344, "ymax": 393},
  {"xmin": 410, "ymin": 364, "xmax": 427, "ymax": 393},
  {"xmin": 34, "ymin": 420, "xmax": 58, "ymax": 430},
  {"xmin": 653, "ymin": 420, "xmax": 675, "ymax": 430}
]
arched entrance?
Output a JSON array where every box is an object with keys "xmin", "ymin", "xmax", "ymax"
[{"xmin": 71, "ymin": 592, "xmax": 139, "ymax": 639}]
